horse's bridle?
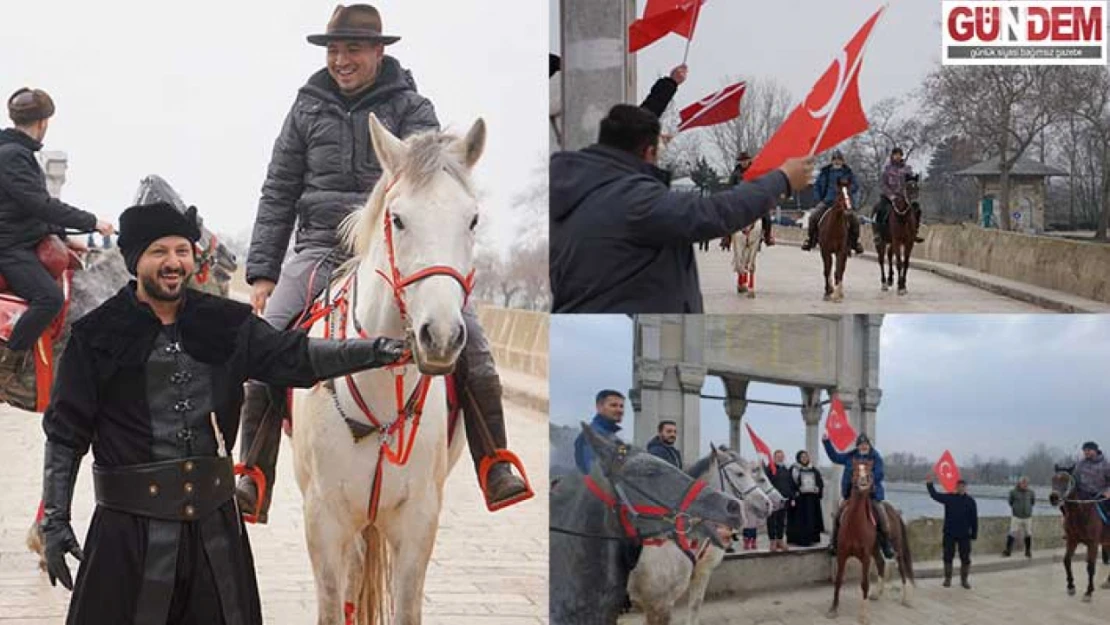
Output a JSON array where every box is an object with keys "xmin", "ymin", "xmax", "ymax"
[{"xmin": 717, "ymin": 455, "xmax": 773, "ymax": 502}]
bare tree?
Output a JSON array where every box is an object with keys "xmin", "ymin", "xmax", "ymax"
[
  {"xmin": 702, "ymin": 76, "xmax": 793, "ymax": 173},
  {"xmin": 1059, "ymin": 67, "xmax": 1110, "ymax": 240},
  {"xmin": 923, "ymin": 66, "xmax": 1072, "ymax": 231}
]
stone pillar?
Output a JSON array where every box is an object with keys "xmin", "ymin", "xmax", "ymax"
[
  {"xmin": 676, "ymin": 363, "xmax": 707, "ymax": 464},
  {"xmin": 559, "ymin": 0, "xmax": 636, "ymax": 150},
  {"xmin": 722, "ymin": 378, "xmax": 749, "ymax": 452},
  {"xmin": 858, "ymin": 315, "xmax": 884, "ymax": 442},
  {"xmin": 800, "ymin": 387, "xmax": 823, "ymax": 465},
  {"xmin": 631, "ymin": 316, "xmax": 665, "ymax": 444},
  {"xmin": 38, "ymin": 151, "xmax": 68, "ymax": 198}
]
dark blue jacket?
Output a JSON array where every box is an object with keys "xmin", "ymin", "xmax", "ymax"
[
  {"xmin": 574, "ymin": 414, "xmax": 622, "ymax": 474},
  {"xmin": 823, "ymin": 438, "xmax": 886, "ymax": 501},
  {"xmin": 813, "ymin": 164, "xmax": 859, "ymax": 206},
  {"xmin": 646, "ymin": 435, "xmax": 683, "ymax": 468},
  {"xmin": 549, "ymin": 144, "xmax": 790, "ymax": 313},
  {"xmin": 927, "ymin": 483, "xmax": 979, "ymax": 540}
]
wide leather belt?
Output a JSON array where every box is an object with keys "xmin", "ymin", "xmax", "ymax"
[{"xmin": 93, "ymin": 456, "xmax": 234, "ymax": 521}]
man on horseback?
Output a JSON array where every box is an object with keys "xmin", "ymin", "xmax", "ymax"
[
  {"xmin": 801, "ymin": 149, "xmax": 863, "ymax": 255},
  {"xmin": 823, "ymin": 432, "xmax": 895, "ymax": 559},
  {"xmin": 240, "ymin": 4, "xmax": 529, "ymax": 521},
  {"xmin": 728, "ymin": 151, "xmax": 775, "ymax": 247},
  {"xmin": 872, "ymin": 147, "xmax": 924, "ymax": 245},
  {"xmin": 1072, "ymin": 442, "xmax": 1110, "ymax": 518},
  {"xmin": 40, "ymin": 202, "xmax": 407, "ymax": 624},
  {"xmin": 0, "ymin": 88, "xmax": 114, "ymax": 356}
]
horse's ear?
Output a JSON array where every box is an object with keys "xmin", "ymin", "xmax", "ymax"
[
  {"xmin": 455, "ymin": 118, "xmax": 486, "ymax": 169},
  {"xmin": 369, "ymin": 113, "xmax": 407, "ymax": 177}
]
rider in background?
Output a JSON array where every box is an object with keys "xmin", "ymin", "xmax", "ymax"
[
  {"xmin": 240, "ymin": 4, "xmax": 527, "ymax": 522},
  {"xmin": 728, "ymin": 151, "xmax": 775, "ymax": 247},
  {"xmin": 801, "ymin": 149, "xmax": 863, "ymax": 254},
  {"xmin": 1071, "ymin": 441, "xmax": 1110, "ymax": 512},
  {"xmin": 872, "ymin": 147, "xmax": 924, "ymax": 245},
  {"xmin": 822, "ymin": 432, "xmax": 895, "ymax": 559},
  {"xmin": 0, "ymin": 88, "xmax": 114, "ymax": 355}
]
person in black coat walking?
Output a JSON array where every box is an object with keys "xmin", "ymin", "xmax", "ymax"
[
  {"xmin": 767, "ymin": 450, "xmax": 796, "ymax": 552},
  {"xmin": 0, "ymin": 88, "xmax": 114, "ymax": 354},
  {"xmin": 927, "ymin": 474, "xmax": 979, "ymax": 589}
]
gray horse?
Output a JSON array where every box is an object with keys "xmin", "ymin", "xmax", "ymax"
[{"xmin": 550, "ymin": 425, "xmax": 745, "ymax": 625}]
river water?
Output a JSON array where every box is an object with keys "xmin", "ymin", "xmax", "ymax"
[{"xmin": 885, "ymin": 482, "xmax": 1060, "ymax": 520}]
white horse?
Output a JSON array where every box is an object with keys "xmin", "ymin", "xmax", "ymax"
[
  {"xmin": 628, "ymin": 445, "xmax": 785, "ymax": 625},
  {"xmin": 291, "ymin": 113, "xmax": 486, "ymax": 625},
  {"xmin": 731, "ymin": 219, "xmax": 763, "ymax": 298}
]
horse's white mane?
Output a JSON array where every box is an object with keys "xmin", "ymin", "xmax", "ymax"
[{"xmin": 338, "ymin": 129, "xmax": 475, "ymax": 273}]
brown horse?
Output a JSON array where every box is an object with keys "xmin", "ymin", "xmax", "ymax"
[
  {"xmin": 829, "ymin": 459, "xmax": 916, "ymax": 624},
  {"xmin": 818, "ymin": 177, "xmax": 854, "ymax": 302},
  {"xmin": 876, "ymin": 173, "xmax": 919, "ymax": 295},
  {"xmin": 1049, "ymin": 467, "xmax": 1110, "ymax": 602}
]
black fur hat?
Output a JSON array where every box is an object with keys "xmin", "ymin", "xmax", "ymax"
[{"xmin": 117, "ymin": 202, "xmax": 201, "ymax": 275}]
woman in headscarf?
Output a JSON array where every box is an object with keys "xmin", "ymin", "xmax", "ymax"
[{"xmin": 787, "ymin": 450, "xmax": 826, "ymax": 547}]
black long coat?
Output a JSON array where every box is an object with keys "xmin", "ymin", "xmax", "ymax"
[{"xmin": 44, "ymin": 284, "xmax": 326, "ymax": 625}]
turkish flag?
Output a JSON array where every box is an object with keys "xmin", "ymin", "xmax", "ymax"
[
  {"xmin": 677, "ymin": 81, "xmax": 746, "ymax": 132},
  {"xmin": 934, "ymin": 450, "xmax": 961, "ymax": 494},
  {"xmin": 629, "ymin": 0, "xmax": 706, "ymax": 53},
  {"xmin": 744, "ymin": 6, "xmax": 884, "ymax": 181},
  {"xmin": 824, "ymin": 395, "xmax": 857, "ymax": 452},
  {"xmin": 746, "ymin": 423, "xmax": 775, "ymax": 476}
]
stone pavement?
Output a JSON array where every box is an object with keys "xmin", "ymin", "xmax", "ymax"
[
  {"xmin": 619, "ymin": 561, "xmax": 1110, "ymax": 625},
  {"xmin": 698, "ymin": 244, "xmax": 1045, "ymax": 314},
  {"xmin": 0, "ymin": 398, "xmax": 549, "ymax": 624}
]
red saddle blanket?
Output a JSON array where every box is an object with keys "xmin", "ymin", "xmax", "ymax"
[{"xmin": 0, "ymin": 236, "xmax": 79, "ymax": 294}]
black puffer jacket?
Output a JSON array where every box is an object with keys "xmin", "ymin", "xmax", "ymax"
[
  {"xmin": 247, "ymin": 57, "xmax": 439, "ymax": 284},
  {"xmin": 0, "ymin": 128, "xmax": 97, "ymax": 249}
]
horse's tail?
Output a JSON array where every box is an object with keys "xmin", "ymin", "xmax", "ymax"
[
  {"xmin": 357, "ymin": 525, "xmax": 393, "ymax": 625},
  {"xmin": 897, "ymin": 512, "xmax": 916, "ymax": 585}
]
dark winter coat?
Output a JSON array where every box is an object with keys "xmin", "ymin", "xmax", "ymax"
[
  {"xmin": 44, "ymin": 284, "xmax": 338, "ymax": 625},
  {"xmin": 768, "ymin": 463, "xmax": 797, "ymax": 500},
  {"xmin": 574, "ymin": 414, "xmax": 623, "ymax": 475},
  {"xmin": 640, "ymin": 77, "xmax": 678, "ymax": 118},
  {"xmin": 0, "ymin": 128, "xmax": 96, "ymax": 249},
  {"xmin": 646, "ymin": 435, "xmax": 683, "ymax": 469},
  {"xmin": 247, "ymin": 57, "xmax": 439, "ymax": 285},
  {"xmin": 1008, "ymin": 487, "xmax": 1035, "ymax": 519},
  {"xmin": 927, "ymin": 482, "xmax": 979, "ymax": 540},
  {"xmin": 813, "ymin": 163, "xmax": 859, "ymax": 206},
  {"xmin": 1075, "ymin": 451, "xmax": 1110, "ymax": 498},
  {"xmin": 823, "ymin": 438, "xmax": 886, "ymax": 501},
  {"xmin": 549, "ymin": 144, "xmax": 789, "ymax": 313}
]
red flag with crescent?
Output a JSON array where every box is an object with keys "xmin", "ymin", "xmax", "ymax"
[
  {"xmin": 824, "ymin": 395, "xmax": 857, "ymax": 452},
  {"xmin": 629, "ymin": 0, "xmax": 706, "ymax": 53},
  {"xmin": 678, "ymin": 81, "xmax": 747, "ymax": 132},
  {"xmin": 745, "ymin": 423, "xmax": 775, "ymax": 475},
  {"xmin": 934, "ymin": 450, "xmax": 961, "ymax": 493},
  {"xmin": 744, "ymin": 6, "xmax": 884, "ymax": 181}
]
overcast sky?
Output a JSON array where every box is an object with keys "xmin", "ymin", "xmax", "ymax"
[
  {"xmin": 2, "ymin": 0, "xmax": 546, "ymax": 252},
  {"xmin": 550, "ymin": 314, "xmax": 1110, "ymax": 466}
]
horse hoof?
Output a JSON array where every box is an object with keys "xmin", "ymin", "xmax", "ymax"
[
  {"xmin": 1101, "ymin": 581, "xmax": 1110, "ymax": 590},
  {"xmin": 747, "ymin": 291, "xmax": 756, "ymax": 299},
  {"xmin": 898, "ymin": 289, "xmax": 907, "ymax": 296},
  {"xmin": 1082, "ymin": 594, "xmax": 1092, "ymax": 603},
  {"xmin": 881, "ymin": 285, "xmax": 889, "ymax": 292},
  {"xmin": 824, "ymin": 294, "xmax": 832, "ymax": 301},
  {"xmin": 1068, "ymin": 587, "xmax": 1076, "ymax": 596},
  {"xmin": 826, "ymin": 609, "xmax": 838, "ymax": 619}
]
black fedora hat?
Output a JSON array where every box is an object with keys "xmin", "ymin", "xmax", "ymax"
[{"xmin": 307, "ymin": 4, "xmax": 400, "ymax": 46}]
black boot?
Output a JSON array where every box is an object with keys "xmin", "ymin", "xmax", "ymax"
[
  {"xmin": 235, "ymin": 382, "xmax": 284, "ymax": 524},
  {"xmin": 1024, "ymin": 536, "xmax": 1033, "ymax": 558},
  {"xmin": 462, "ymin": 375, "xmax": 532, "ymax": 511},
  {"xmin": 942, "ymin": 562, "xmax": 952, "ymax": 587},
  {"xmin": 960, "ymin": 563, "xmax": 971, "ymax": 589},
  {"xmin": 914, "ymin": 206, "xmax": 925, "ymax": 243},
  {"xmin": 1003, "ymin": 535, "xmax": 1014, "ymax": 557},
  {"xmin": 849, "ymin": 216, "xmax": 865, "ymax": 255},
  {"xmin": 801, "ymin": 220, "xmax": 818, "ymax": 251},
  {"xmin": 762, "ymin": 215, "xmax": 775, "ymax": 246},
  {"xmin": 1102, "ymin": 546, "xmax": 1109, "ymax": 565},
  {"xmin": 828, "ymin": 509, "xmax": 841, "ymax": 555},
  {"xmin": 873, "ymin": 501, "xmax": 895, "ymax": 559}
]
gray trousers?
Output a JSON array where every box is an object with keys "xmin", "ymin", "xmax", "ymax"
[{"xmin": 262, "ymin": 247, "xmax": 495, "ymax": 378}]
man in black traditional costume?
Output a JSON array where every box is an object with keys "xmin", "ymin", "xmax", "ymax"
[{"xmin": 40, "ymin": 202, "xmax": 406, "ymax": 625}]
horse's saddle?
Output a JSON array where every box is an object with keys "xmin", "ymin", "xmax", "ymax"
[{"xmin": 0, "ymin": 235, "xmax": 80, "ymax": 296}]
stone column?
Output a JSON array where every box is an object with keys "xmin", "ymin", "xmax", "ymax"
[
  {"xmin": 631, "ymin": 316, "xmax": 665, "ymax": 445},
  {"xmin": 800, "ymin": 387, "xmax": 823, "ymax": 465},
  {"xmin": 559, "ymin": 0, "xmax": 636, "ymax": 151},
  {"xmin": 722, "ymin": 378, "xmax": 750, "ymax": 451},
  {"xmin": 676, "ymin": 363, "xmax": 707, "ymax": 464},
  {"xmin": 858, "ymin": 315, "xmax": 884, "ymax": 442},
  {"xmin": 38, "ymin": 151, "xmax": 68, "ymax": 198}
]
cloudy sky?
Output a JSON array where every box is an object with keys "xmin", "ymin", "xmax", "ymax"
[
  {"xmin": 551, "ymin": 1, "xmax": 942, "ymax": 110},
  {"xmin": 550, "ymin": 314, "xmax": 1110, "ymax": 466},
  {"xmin": 2, "ymin": 0, "xmax": 546, "ymax": 252}
]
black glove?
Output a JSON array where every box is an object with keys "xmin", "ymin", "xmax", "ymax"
[
  {"xmin": 307, "ymin": 337, "xmax": 408, "ymax": 380},
  {"xmin": 42, "ymin": 440, "xmax": 84, "ymax": 590}
]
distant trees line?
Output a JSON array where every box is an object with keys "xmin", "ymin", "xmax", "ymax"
[{"xmin": 882, "ymin": 443, "xmax": 1078, "ymax": 487}]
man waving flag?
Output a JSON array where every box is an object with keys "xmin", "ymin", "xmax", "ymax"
[
  {"xmin": 745, "ymin": 5, "xmax": 886, "ymax": 181},
  {"xmin": 629, "ymin": 0, "xmax": 707, "ymax": 53},
  {"xmin": 934, "ymin": 449, "xmax": 962, "ymax": 494}
]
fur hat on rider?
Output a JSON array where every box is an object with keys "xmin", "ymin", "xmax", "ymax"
[
  {"xmin": 856, "ymin": 434, "xmax": 872, "ymax": 447},
  {"xmin": 1082, "ymin": 441, "xmax": 1100, "ymax": 452},
  {"xmin": 831, "ymin": 149, "xmax": 844, "ymax": 161},
  {"xmin": 117, "ymin": 202, "xmax": 201, "ymax": 275},
  {"xmin": 8, "ymin": 88, "xmax": 55, "ymax": 125}
]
